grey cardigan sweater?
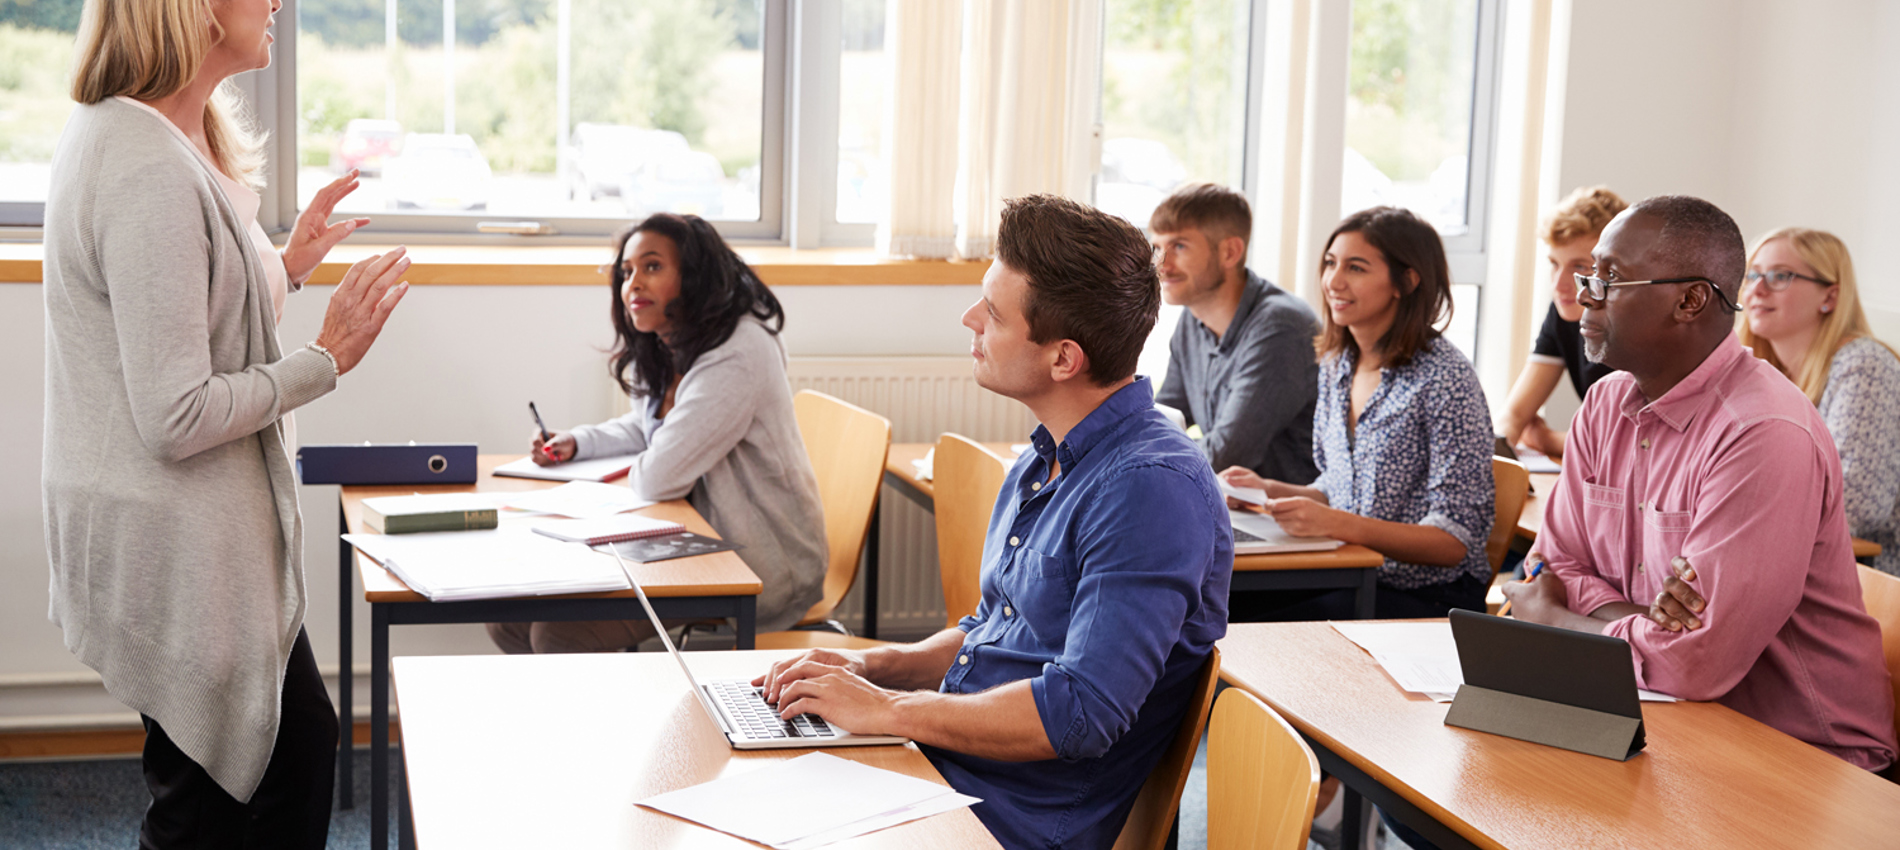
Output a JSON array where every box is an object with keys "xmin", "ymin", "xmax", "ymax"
[
  {"xmin": 571, "ymin": 318, "xmax": 828, "ymax": 631},
  {"xmin": 42, "ymin": 99, "xmax": 336, "ymax": 801}
]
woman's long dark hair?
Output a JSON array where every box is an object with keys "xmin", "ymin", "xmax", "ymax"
[
  {"xmin": 608, "ymin": 213, "xmax": 785, "ymax": 398},
  {"xmin": 1314, "ymin": 206, "xmax": 1452, "ymax": 369}
]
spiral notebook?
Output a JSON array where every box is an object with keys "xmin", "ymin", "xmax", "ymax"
[{"xmin": 531, "ymin": 514, "xmax": 685, "ymax": 546}]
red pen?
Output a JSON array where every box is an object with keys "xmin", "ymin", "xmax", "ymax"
[{"xmin": 529, "ymin": 401, "xmax": 557, "ymax": 461}]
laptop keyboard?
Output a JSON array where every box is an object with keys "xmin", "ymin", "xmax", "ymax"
[
  {"xmin": 1232, "ymin": 527, "xmax": 1265, "ymax": 543},
  {"xmin": 707, "ymin": 680, "xmax": 839, "ymax": 740}
]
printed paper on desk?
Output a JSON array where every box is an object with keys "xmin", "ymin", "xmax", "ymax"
[
  {"xmin": 638, "ymin": 752, "xmax": 979, "ymax": 849},
  {"xmin": 498, "ymin": 481, "xmax": 655, "ymax": 519},
  {"xmin": 1331, "ymin": 621, "xmax": 1679, "ymax": 703},
  {"xmin": 1217, "ymin": 479, "xmax": 1269, "ymax": 507}
]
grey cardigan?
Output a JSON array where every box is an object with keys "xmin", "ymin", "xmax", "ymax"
[
  {"xmin": 571, "ymin": 318, "xmax": 827, "ymax": 631},
  {"xmin": 41, "ymin": 99, "xmax": 336, "ymax": 801}
]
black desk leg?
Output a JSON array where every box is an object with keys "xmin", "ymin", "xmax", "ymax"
[
  {"xmin": 371, "ymin": 604, "xmax": 390, "ymax": 850},
  {"xmin": 1340, "ymin": 786, "xmax": 1364, "ymax": 850},
  {"xmin": 338, "ymin": 503, "xmax": 354, "ymax": 810},
  {"xmin": 736, "ymin": 596, "xmax": 757, "ymax": 649},
  {"xmin": 399, "ymin": 766, "xmax": 415, "ymax": 850},
  {"xmin": 861, "ymin": 498, "xmax": 881, "ymax": 639},
  {"xmin": 1354, "ymin": 569, "xmax": 1377, "ymax": 619}
]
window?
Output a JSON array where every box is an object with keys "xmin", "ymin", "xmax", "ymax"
[
  {"xmin": 1341, "ymin": 0, "xmax": 1501, "ymax": 360},
  {"xmin": 834, "ymin": 0, "xmax": 884, "ymax": 227},
  {"xmin": 0, "ymin": 4, "xmax": 81, "ymax": 225},
  {"xmin": 1102, "ymin": 0, "xmax": 1257, "ymax": 386},
  {"xmin": 288, "ymin": 0, "xmax": 778, "ymax": 240}
]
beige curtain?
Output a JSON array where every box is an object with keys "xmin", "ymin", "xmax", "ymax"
[{"xmin": 879, "ymin": 0, "xmax": 1101, "ymax": 260}]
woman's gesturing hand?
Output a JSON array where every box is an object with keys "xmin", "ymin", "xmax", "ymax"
[
  {"xmin": 282, "ymin": 170, "xmax": 372, "ymax": 286},
  {"xmin": 314, "ymin": 247, "xmax": 410, "ymax": 375}
]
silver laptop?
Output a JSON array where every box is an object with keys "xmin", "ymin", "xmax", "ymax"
[
  {"xmin": 599, "ymin": 544, "xmax": 909, "ymax": 750},
  {"xmin": 1229, "ymin": 509, "xmax": 1346, "ymax": 555}
]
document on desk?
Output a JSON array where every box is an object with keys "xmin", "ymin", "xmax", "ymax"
[
  {"xmin": 638, "ymin": 752, "xmax": 980, "ymax": 850},
  {"xmin": 1331, "ymin": 621, "xmax": 1678, "ymax": 703},
  {"xmin": 341, "ymin": 528, "xmax": 631, "ymax": 601},
  {"xmin": 496, "ymin": 481, "xmax": 655, "ymax": 519},
  {"xmin": 492, "ymin": 452, "xmax": 638, "ymax": 482}
]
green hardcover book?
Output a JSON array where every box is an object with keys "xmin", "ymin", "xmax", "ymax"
[{"xmin": 361, "ymin": 493, "xmax": 499, "ymax": 534}]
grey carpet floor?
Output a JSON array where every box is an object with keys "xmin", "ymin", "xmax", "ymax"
[{"xmin": 0, "ymin": 749, "xmax": 401, "ymax": 849}]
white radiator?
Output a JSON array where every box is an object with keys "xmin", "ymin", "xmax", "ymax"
[{"xmin": 788, "ymin": 357, "xmax": 1035, "ymax": 639}]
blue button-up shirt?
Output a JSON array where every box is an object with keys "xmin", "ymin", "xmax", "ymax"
[{"xmin": 924, "ymin": 378, "xmax": 1231, "ymax": 850}]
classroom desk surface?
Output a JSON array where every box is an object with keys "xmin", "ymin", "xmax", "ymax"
[
  {"xmin": 393, "ymin": 650, "xmax": 1001, "ymax": 850},
  {"xmin": 336, "ymin": 455, "xmax": 762, "ymax": 849},
  {"xmin": 1218, "ymin": 621, "xmax": 1900, "ymax": 850},
  {"xmin": 1515, "ymin": 470, "xmax": 1881, "ymax": 559}
]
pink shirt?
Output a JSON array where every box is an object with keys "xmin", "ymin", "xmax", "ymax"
[{"xmin": 1543, "ymin": 336, "xmax": 1896, "ymax": 771}]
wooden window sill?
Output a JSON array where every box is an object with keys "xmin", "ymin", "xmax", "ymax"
[{"xmin": 0, "ymin": 243, "xmax": 987, "ymax": 287}]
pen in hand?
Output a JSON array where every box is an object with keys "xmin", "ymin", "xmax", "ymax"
[
  {"xmin": 1496, "ymin": 555, "xmax": 1545, "ymax": 618},
  {"xmin": 529, "ymin": 401, "xmax": 556, "ymax": 461}
]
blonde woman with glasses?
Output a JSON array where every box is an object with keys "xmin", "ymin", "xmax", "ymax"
[
  {"xmin": 43, "ymin": 0, "xmax": 409, "ymax": 844},
  {"xmin": 1738, "ymin": 229, "xmax": 1900, "ymax": 575}
]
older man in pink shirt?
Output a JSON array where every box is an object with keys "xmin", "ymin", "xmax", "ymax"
[{"xmin": 1504, "ymin": 195, "xmax": 1895, "ymax": 771}]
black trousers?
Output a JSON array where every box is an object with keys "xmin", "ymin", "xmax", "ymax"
[
  {"xmin": 1229, "ymin": 570, "xmax": 1489, "ymax": 622},
  {"xmin": 139, "ymin": 628, "xmax": 337, "ymax": 850}
]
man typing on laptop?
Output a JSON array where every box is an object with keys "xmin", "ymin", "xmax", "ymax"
[{"xmin": 756, "ymin": 195, "xmax": 1231, "ymax": 850}]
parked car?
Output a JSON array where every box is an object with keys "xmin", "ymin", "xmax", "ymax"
[
  {"xmin": 329, "ymin": 118, "xmax": 403, "ymax": 177},
  {"xmin": 382, "ymin": 133, "xmax": 492, "ymax": 211},
  {"xmin": 567, "ymin": 123, "xmax": 690, "ymax": 201},
  {"xmin": 620, "ymin": 149, "xmax": 726, "ymax": 218}
]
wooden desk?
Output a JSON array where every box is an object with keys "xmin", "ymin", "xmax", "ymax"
[
  {"xmin": 393, "ymin": 651, "xmax": 1000, "ymax": 849},
  {"xmin": 1219, "ymin": 621, "xmax": 1900, "ymax": 850},
  {"xmin": 335, "ymin": 455, "xmax": 763, "ymax": 850},
  {"xmin": 1515, "ymin": 471, "xmax": 1882, "ymax": 559},
  {"xmin": 879, "ymin": 442, "xmax": 1385, "ymax": 625}
]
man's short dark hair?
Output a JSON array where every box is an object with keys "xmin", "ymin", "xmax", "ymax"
[
  {"xmin": 1149, "ymin": 183, "xmax": 1252, "ymax": 248},
  {"xmin": 997, "ymin": 195, "xmax": 1159, "ymax": 386},
  {"xmin": 1628, "ymin": 195, "xmax": 1745, "ymax": 312}
]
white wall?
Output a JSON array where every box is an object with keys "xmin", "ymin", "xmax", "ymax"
[{"xmin": 0, "ymin": 277, "xmax": 978, "ymax": 726}]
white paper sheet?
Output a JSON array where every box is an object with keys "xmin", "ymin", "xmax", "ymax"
[
  {"xmin": 1217, "ymin": 479, "xmax": 1269, "ymax": 507},
  {"xmin": 637, "ymin": 752, "xmax": 978, "ymax": 849},
  {"xmin": 1513, "ymin": 446, "xmax": 1563, "ymax": 474},
  {"xmin": 497, "ymin": 481, "xmax": 655, "ymax": 519},
  {"xmin": 1331, "ymin": 621, "xmax": 1678, "ymax": 702},
  {"xmin": 342, "ymin": 528, "xmax": 631, "ymax": 601}
]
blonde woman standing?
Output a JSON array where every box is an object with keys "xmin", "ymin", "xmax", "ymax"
[
  {"xmin": 1739, "ymin": 229, "xmax": 1900, "ymax": 575},
  {"xmin": 43, "ymin": 0, "xmax": 408, "ymax": 844}
]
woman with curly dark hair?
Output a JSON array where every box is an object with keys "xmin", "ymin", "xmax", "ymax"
[{"xmin": 487, "ymin": 213, "xmax": 827, "ymax": 653}]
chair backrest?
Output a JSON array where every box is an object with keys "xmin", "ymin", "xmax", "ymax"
[
  {"xmin": 1857, "ymin": 564, "xmax": 1900, "ymax": 744},
  {"xmin": 1487, "ymin": 456, "xmax": 1531, "ymax": 571},
  {"xmin": 791, "ymin": 390, "xmax": 892, "ymax": 626},
  {"xmin": 1207, "ymin": 688, "xmax": 1321, "ymax": 850},
  {"xmin": 1112, "ymin": 648, "xmax": 1222, "ymax": 850},
  {"xmin": 933, "ymin": 434, "xmax": 1011, "ymax": 629}
]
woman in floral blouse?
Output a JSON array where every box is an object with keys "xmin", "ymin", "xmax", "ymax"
[
  {"xmin": 1222, "ymin": 206, "xmax": 1495, "ymax": 618},
  {"xmin": 1739, "ymin": 228, "xmax": 1900, "ymax": 575}
]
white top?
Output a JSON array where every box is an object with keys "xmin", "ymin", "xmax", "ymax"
[{"xmin": 114, "ymin": 96, "xmax": 289, "ymax": 323}]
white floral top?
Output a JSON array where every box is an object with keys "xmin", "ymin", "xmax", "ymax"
[{"xmin": 1819, "ymin": 336, "xmax": 1900, "ymax": 575}]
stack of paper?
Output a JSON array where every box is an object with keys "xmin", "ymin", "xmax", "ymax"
[
  {"xmin": 492, "ymin": 452, "xmax": 640, "ymax": 482},
  {"xmin": 1331, "ymin": 621, "xmax": 1678, "ymax": 703},
  {"xmin": 342, "ymin": 528, "xmax": 630, "ymax": 601},
  {"xmin": 639, "ymin": 753, "xmax": 979, "ymax": 850},
  {"xmin": 497, "ymin": 481, "xmax": 655, "ymax": 519}
]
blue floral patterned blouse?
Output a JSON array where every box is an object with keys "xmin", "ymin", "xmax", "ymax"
[
  {"xmin": 1818, "ymin": 336, "xmax": 1900, "ymax": 576},
  {"xmin": 1313, "ymin": 337, "xmax": 1496, "ymax": 589}
]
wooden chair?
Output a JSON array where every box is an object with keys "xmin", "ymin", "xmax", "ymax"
[
  {"xmin": 1112, "ymin": 649, "xmax": 1221, "ymax": 850},
  {"xmin": 1858, "ymin": 565, "xmax": 1900, "ymax": 756},
  {"xmin": 752, "ymin": 391, "xmax": 890, "ymax": 650},
  {"xmin": 933, "ymin": 434, "xmax": 1011, "ymax": 629},
  {"xmin": 1206, "ymin": 688, "xmax": 1321, "ymax": 850},
  {"xmin": 1486, "ymin": 456, "xmax": 1531, "ymax": 571}
]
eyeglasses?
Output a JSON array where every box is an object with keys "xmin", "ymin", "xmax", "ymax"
[
  {"xmin": 1572, "ymin": 273, "xmax": 1741, "ymax": 313},
  {"xmin": 1743, "ymin": 269, "xmax": 1833, "ymax": 292}
]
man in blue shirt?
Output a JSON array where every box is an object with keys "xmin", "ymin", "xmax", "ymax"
[{"xmin": 758, "ymin": 195, "xmax": 1231, "ymax": 850}]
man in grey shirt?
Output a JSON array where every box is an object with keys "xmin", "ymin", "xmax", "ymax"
[{"xmin": 1153, "ymin": 184, "xmax": 1320, "ymax": 483}]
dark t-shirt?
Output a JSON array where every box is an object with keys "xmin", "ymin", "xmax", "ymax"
[{"xmin": 1532, "ymin": 303, "xmax": 1614, "ymax": 398}]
